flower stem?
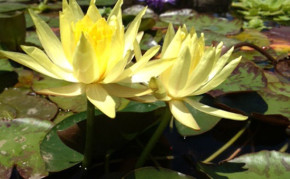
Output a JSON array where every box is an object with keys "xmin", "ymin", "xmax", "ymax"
[
  {"xmin": 202, "ymin": 121, "xmax": 251, "ymax": 163},
  {"xmin": 135, "ymin": 106, "xmax": 172, "ymax": 168},
  {"xmin": 82, "ymin": 100, "xmax": 96, "ymax": 170}
]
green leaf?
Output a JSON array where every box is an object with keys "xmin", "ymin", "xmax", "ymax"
[
  {"xmin": 0, "ymin": 88, "xmax": 58, "ymax": 120},
  {"xmin": 209, "ymin": 60, "xmax": 267, "ymax": 97},
  {"xmin": 41, "ymin": 101, "xmax": 165, "ymax": 172},
  {"xmin": 95, "ymin": 0, "xmax": 117, "ymax": 6},
  {"xmin": 0, "ymin": 118, "xmax": 52, "ymax": 179},
  {"xmin": 229, "ymin": 29, "xmax": 270, "ymax": 47},
  {"xmin": 258, "ymin": 89, "xmax": 290, "ymax": 119},
  {"xmin": 198, "ymin": 150, "xmax": 290, "ymax": 179},
  {"xmin": 0, "ymin": 11, "xmax": 25, "ymax": 51},
  {"xmin": 123, "ymin": 167, "xmax": 196, "ymax": 179},
  {"xmin": 0, "ymin": 3, "xmax": 27, "ymax": 13},
  {"xmin": 175, "ymin": 96, "xmax": 221, "ymax": 136},
  {"xmin": 160, "ymin": 11, "xmax": 242, "ymax": 35},
  {"xmin": 40, "ymin": 112, "xmax": 86, "ymax": 172},
  {"xmin": 0, "ymin": 59, "xmax": 13, "ymax": 71},
  {"xmin": 32, "ymin": 74, "xmax": 71, "ymax": 91},
  {"xmin": 49, "ymin": 95, "xmax": 87, "ymax": 113}
]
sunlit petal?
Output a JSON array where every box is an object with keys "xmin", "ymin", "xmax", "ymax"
[
  {"xmin": 167, "ymin": 47, "xmax": 191, "ymax": 96},
  {"xmin": 192, "ymin": 57, "xmax": 242, "ymax": 95},
  {"xmin": 72, "ymin": 34, "xmax": 99, "ymax": 83},
  {"xmin": 169, "ymin": 100, "xmax": 200, "ymax": 130},
  {"xmin": 37, "ymin": 83, "xmax": 86, "ymax": 96},
  {"xmin": 0, "ymin": 50, "xmax": 60, "ymax": 79},
  {"xmin": 184, "ymin": 98, "xmax": 248, "ymax": 120},
  {"xmin": 87, "ymin": 0, "xmax": 102, "ymax": 22},
  {"xmin": 124, "ymin": 7, "xmax": 146, "ymax": 53},
  {"xmin": 86, "ymin": 84, "xmax": 116, "ymax": 118},
  {"xmin": 29, "ymin": 9, "xmax": 72, "ymax": 71},
  {"xmin": 21, "ymin": 45, "xmax": 77, "ymax": 82},
  {"xmin": 103, "ymin": 83, "xmax": 151, "ymax": 97},
  {"xmin": 160, "ymin": 23, "xmax": 175, "ymax": 57}
]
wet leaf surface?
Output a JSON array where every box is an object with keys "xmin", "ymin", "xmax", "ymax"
[
  {"xmin": 41, "ymin": 101, "xmax": 165, "ymax": 172},
  {"xmin": 0, "ymin": 118, "xmax": 52, "ymax": 179},
  {"xmin": 209, "ymin": 60, "xmax": 267, "ymax": 97},
  {"xmin": 0, "ymin": 88, "xmax": 58, "ymax": 120},
  {"xmin": 198, "ymin": 151, "xmax": 290, "ymax": 179},
  {"xmin": 124, "ymin": 167, "xmax": 196, "ymax": 179}
]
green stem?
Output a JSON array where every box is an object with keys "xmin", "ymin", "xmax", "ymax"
[
  {"xmin": 82, "ymin": 100, "xmax": 96, "ymax": 170},
  {"xmin": 135, "ymin": 106, "xmax": 172, "ymax": 168},
  {"xmin": 202, "ymin": 121, "xmax": 251, "ymax": 163}
]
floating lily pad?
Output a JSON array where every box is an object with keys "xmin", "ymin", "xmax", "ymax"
[
  {"xmin": 0, "ymin": 88, "xmax": 58, "ymax": 120},
  {"xmin": 209, "ymin": 60, "xmax": 267, "ymax": 97},
  {"xmin": 198, "ymin": 150, "xmax": 290, "ymax": 179},
  {"xmin": 41, "ymin": 101, "xmax": 165, "ymax": 172},
  {"xmin": 124, "ymin": 167, "xmax": 195, "ymax": 179},
  {"xmin": 0, "ymin": 11, "xmax": 25, "ymax": 51},
  {"xmin": 258, "ymin": 89, "xmax": 290, "ymax": 119},
  {"xmin": 229, "ymin": 29, "xmax": 270, "ymax": 47},
  {"xmin": 49, "ymin": 95, "xmax": 87, "ymax": 113},
  {"xmin": 0, "ymin": 118, "xmax": 52, "ymax": 179},
  {"xmin": 160, "ymin": 11, "xmax": 242, "ymax": 35},
  {"xmin": 175, "ymin": 96, "xmax": 221, "ymax": 136},
  {"xmin": 0, "ymin": 59, "xmax": 13, "ymax": 72},
  {"xmin": 32, "ymin": 75, "xmax": 71, "ymax": 92},
  {"xmin": 0, "ymin": 3, "xmax": 27, "ymax": 13}
]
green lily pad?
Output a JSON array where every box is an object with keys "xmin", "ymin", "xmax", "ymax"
[
  {"xmin": 49, "ymin": 95, "xmax": 87, "ymax": 113},
  {"xmin": 123, "ymin": 167, "xmax": 195, "ymax": 179},
  {"xmin": 0, "ymin": 103, "xmax": 16, "ymax": 120},
  {"xmin": 0, "ymin": 118, "xmax": 52, "ymax": 179},
  {"xmin": 160, "ymin": 11, "xmax": 242, "ymax": 35},
  {"xmin": 203, "ymin": 30, "xmax": 241, "ymax": 46},
  {"xmin": 209, "ymin": 60, "xmax": 267, "ymax": 97},
  {"xmin": 0, "ymin": 11, "xmax": 25, "ymax": 51},
  {"xmin": 0, "ymin": 3, "xmax": 27, "ymax": 13},
  {"xmin": 175, "ymin": 96, "xmax": 221, "ymax": 136},
  {"xmin": 41, "ymin": 101, "xmax": 165, "ymax": 172},
  {"xmin": 32, "ymin": 75, "xmax": 71, "ymax": 92},
  {"xmin": 229, "ymin": 29, "xmax": 270, "ymax": 47},
  {"xmin": 0, "ymin": 59, "xmax": 13, "ymax": 71},
  {"xmin": 258, "ymin": 89, "xmax": 290, "ymax": 119},
  {"xmin": 0, "ymin": 88, "xmax": 58, "ymax": 120},
  {"xmin": 267, "ymin": 82, "xmax": 290, "ymax": 98},
  {"xmin": 198, "ymin": 150, "xmax": 290, "ymax": 179}
]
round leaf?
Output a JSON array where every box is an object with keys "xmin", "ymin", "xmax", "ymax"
[{"xmin": 0, "ymin": 118, "xmax": 52, "ymax": 179}]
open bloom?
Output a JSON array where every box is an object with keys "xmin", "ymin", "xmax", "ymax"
[
  {"xmin": 0, "ymin": 0, "xmax": 172, "ymax": 118},
  {"xmin": 148, "ymin": 24, "xmax": 248, "ymax": 130}
]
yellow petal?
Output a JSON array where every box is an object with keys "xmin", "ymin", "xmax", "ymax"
[
  {"xmin": 102, "ymin": 51, "xmax": 131, "ymax": 84},
  {"xmin": 0, "ymin": 50, "xmax": 60, "ymax": 79},
  {"xmin": 68, "ymin": 0, "xmax": 84, "ymax": 20},
  {"xmin": 161, "ymin": 23, "xmax": 175, "ymax": 57},
  {"xmin": 103, "ymin": 83, "xmax": 151, "ymax": 97},
  {"xmin": 37, "ymin": 83, "xmax": 86, "ymax": 96},
  {"xmin": 208, "ymin": 47, "xmax": 233, "ymax": 81},
  {"xmin": 72, "ymin": 34, "xmax": 99, "ymax": 84},
  {"xmin": 86, "ymin": 84, "xmax": 116, "ymax": 118},
  {"xmin": 21, "ymin": 45, "xmax": 77, "ymax": 82},
  {"xmin": 108, "ymin": 0, "xmax": 123, "ymax": 28},
  {"xmin": 169, "ymin": 100, "xmax": 200, "ymax": 130},
  {"xmin": 192, "ymin": 56, "xmax": 242, "ymax": 95},
  {"xmin": 133, "ymin": 39, "xmax": 142, "ymax": 62},
  {"xmin": 124, "ymin": 7, "xmax": 147, "ymax": 53},
  {"xmin": 184, "ymin": 98, "xmax": 248, "ymax": 120},
  {"xmin": 162, "ymin": 27, "xmax": 185, "ymax": 59},
  {"xmin": 118, "ymin": 45, "xmax": 160, "ymax": 82},
  {"xmin": 29, "ymin": 9, "xmax": 72, "ymax": 71},
  {"xmin": 87, "ymin": 0, "xmax": 102, "ymax": 22},
  {"xmin": 167, "ymin": 47, "xmax": 191, "ymax": 97},
  {"xmin": 182, "ymin": 47, "xmax": 216, "ymax": 96},
  {"xmin": 130, "ymin": 57, "xmax": 175, "ymax": 83}
]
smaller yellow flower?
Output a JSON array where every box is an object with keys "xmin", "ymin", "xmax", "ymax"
[{"xmin": 148, "ymin": 24, "xmax": 248, "ymax": 130}]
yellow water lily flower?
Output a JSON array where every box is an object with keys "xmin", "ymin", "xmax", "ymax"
[
  {"xmin": 148, "ymin": 24, "xmax": 248, "ymax": 130},
  {"xmin": 0, "ymin": 0, "xmax": 173, "ymax": 118}
]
